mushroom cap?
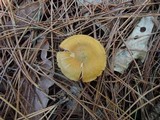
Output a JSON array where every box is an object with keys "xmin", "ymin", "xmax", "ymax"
[{"xmin": 57, "ymin": 35, "xmax": 106, "ymax": 82}]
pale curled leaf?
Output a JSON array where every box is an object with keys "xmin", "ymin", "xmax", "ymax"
[{"xmin": 114, "ymin": 16, "xmax": 154, "ymax": 73}]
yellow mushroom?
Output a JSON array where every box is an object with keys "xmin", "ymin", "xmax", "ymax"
[{"xmin": 57, "ymin": 35, "xmax": 106, "ymax": 82}]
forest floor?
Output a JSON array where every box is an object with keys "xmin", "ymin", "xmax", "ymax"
[{"xmin": 0, "ymin": 0, "xmax": 160, "ymax": 120}]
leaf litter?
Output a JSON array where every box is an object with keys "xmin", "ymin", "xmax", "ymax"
[{"xmin": 0, "ymin": 0, "xmax": 160, "ymax": 120}]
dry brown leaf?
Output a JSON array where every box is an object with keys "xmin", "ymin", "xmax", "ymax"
[
  {"xmin": 0, "ymin": 0, "xmax": 2, "ymax": 6},
  {"xmin": 34, "ymin": 75, "xmax": 54, "ymax": 111},
  {"xmin": 132, "ymin": 0, "xmax": 148, "ymax": 5},
  {"xmin": 6, "ymin": 1, "xmax": 45, "ymax": 27},
  {"xmin": 0, "ymin": 58, "xmax": 2, "ymax": 66},
  {"xmin": 15, "ymin": 2, "xmax": 42, "ymax": 21},
  {"xmin": 34, "ymin": 40, "xmax": 54, "ymax": 111},
  {"xmin": 78, "ymin": 0, "xmax": 102, "ymax": 6},
  {"xmin": 40, "ymin": 41, "xmax": 52, "ymax": 70}
]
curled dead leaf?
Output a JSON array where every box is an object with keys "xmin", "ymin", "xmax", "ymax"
[{"xmin": 113, "ymin": 16, "xmax": 154, "ymax": 73}]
